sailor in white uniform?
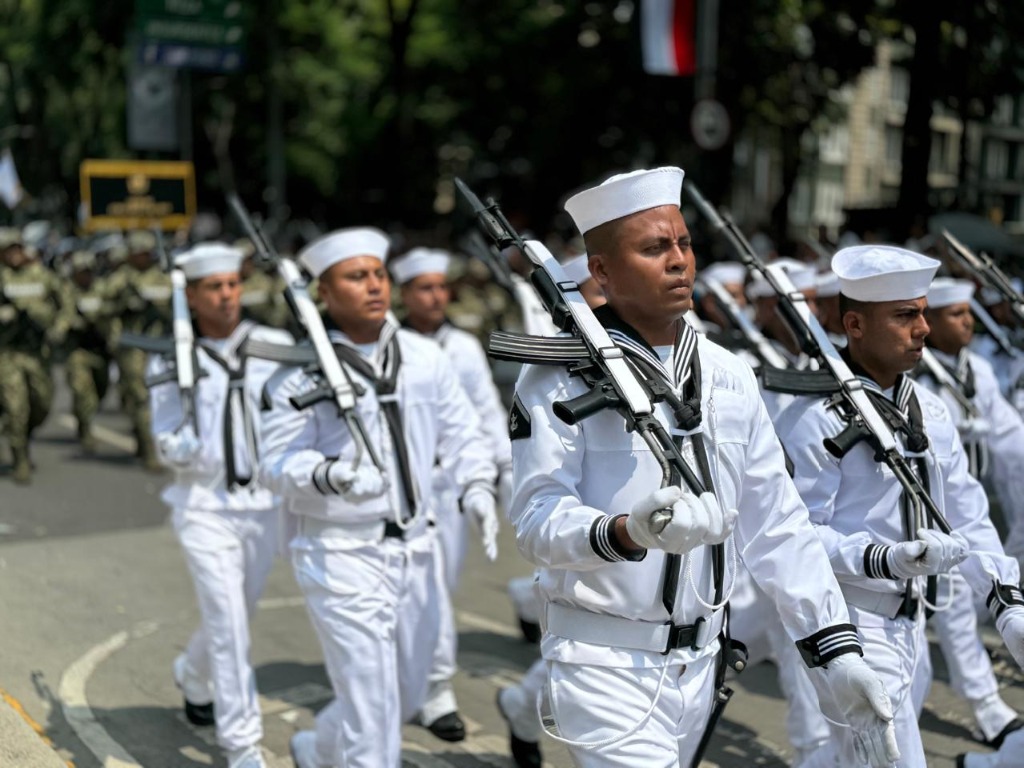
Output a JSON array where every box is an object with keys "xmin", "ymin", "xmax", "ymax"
[
  {"xmin": 510, "ymin": 167, "xmax": 898, "ymax": 768},
  {"xmin": 149, "ymin": 243, "xmax": 292, "ymax": 768},
  {"xmin": 258, "ymin": 229, "xmax": 497, "ymax": 768},
  {"xmin": 775, "ymin": 246, "xmax": 1024, "ymax": 767},
  {"xmin": 390, "ymin": 246, "xmax": 504, "ymax": 741}
]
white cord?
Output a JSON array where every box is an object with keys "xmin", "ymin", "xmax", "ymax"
[
  {"xmin": 921, "ymin": 573, "xmax": 956, "ymax": 613},
  {"xmin": 537, "ymin": 663, "xmax": 671, "ymax": 750}
]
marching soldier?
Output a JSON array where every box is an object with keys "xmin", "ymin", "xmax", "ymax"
[
  {"xmin": 238, "ymin": 239, "xmax": 289, "ymax": 331},
  {"xmin": 390, "ymin": 246, "xmax": 506, "ymax": 741},
  {"xmin": 0, "ymin": 228, "xmax": 73, "ymax": 484},
  {"xmin": 509, "ymin": 167, "xmax": 897, "ymax": 767},
  {"xmin": 64, "ymin": 250, "xmax": 113, "ymax": 454},
  {"xmin": 150, "ymin": 243, "xmax": 291, "ymax": 768},
  {"xmin": 775, "ymin": 246, "xmax": 1024, "ymax": 767},
  {"xmin": 104, "ymin": 230, "xmax": 172, "ymax": 470},
  {"xmin": 259, "ymin": 228, "xmax": 497, "ymax": 768}
]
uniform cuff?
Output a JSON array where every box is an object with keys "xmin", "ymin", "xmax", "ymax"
[
  {"xmin": 312, "ymin": 460, "xmax": 340, "ymax": 495},
  {"xmin": 589, "ymin": 514, "xmax": 646, "ymax": 563},
  {"xmin": 864, "ymin": 544, "xmax": 895, "ymax": 579},
  {"xmin": 796, "ymin": 623, "xmax": 863, "ymax": 668},
  {"xmin": 987, "ymin": 582, "xmax": 1024, "ymax": 621}
]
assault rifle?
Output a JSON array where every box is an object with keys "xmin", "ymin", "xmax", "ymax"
[
  {"xmin": 696, "ymin": 275, "xmax": 787, "ymax": 370},
  {"xmin": 685, "ymin": 181, "xmax": 954, "ymax": 535},
  {"xmin": 226, "ymin": 194, "xmax": 384, "ymax": 472},
  {"xmin": 944, "ymin": 229, "xmax": 1024, "ymax": 325},
  {"xmin": 121, "ymin": 230, "xmax": 200, "ymax": 434},
  {"xmin": 970, "ymin": 298, "xmax": 1019, "ymax": 359},
  {"xmin": 917, "ymin": 347, "xmax": 982, "ymax": 421},
  {"xmin": 458, "ymin": 228, "xmax": 516, "ymax": 297}
]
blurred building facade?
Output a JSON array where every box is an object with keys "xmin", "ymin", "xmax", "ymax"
[{"xmin": 733, "ymin": 40, "xmax": 1024, "ymax": 243}]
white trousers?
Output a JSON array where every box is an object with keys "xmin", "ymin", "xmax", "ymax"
[
  {"xmin": 802, "ymin": 605, "xmax": 929, "ymax": 768},
  {"xmin": 963, "ymin": 727, "xmax": 1024, "ymax": 767},
  {"xmin": 293, "ymin": 528, "xmax": 440, "ymax": 768},
  {"xmin": 174, "ymin": 505, "xmax": 280, "ymax": 752},
  {"xmin": 502, "ymin": 657, "xmax": 547, "ymax": 742},
  {"xmin": 933, "ymin": 572, "xmax": 1000, "ymax": 702},
  {"xmin": 544, "ymin": 656, "xmax": 716, "ymax": 767}
]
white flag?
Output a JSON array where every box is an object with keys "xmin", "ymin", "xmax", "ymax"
[{"xmin": 0, "ymin": 148, "xmax": 24, "ymax": 209}]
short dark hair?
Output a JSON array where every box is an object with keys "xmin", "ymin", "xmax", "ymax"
[{"xmin": 838, "ymin": 293, "xmax": 870, "ymax": 318}]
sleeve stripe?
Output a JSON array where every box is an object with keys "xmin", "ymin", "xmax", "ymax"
[
  {"xmin": 312, "ymin": 460, "xmax": 335, "ymax": 495},
  {"xmin": 797, "ymin": 623, "xmax": 863, "ymax": 668},
  {"xmin": 864, "ymin": 544, "xmax": 894, "ymax": 579},
  {"xmin": 590, "ymin": 515, "xmax": 626, "ymax": 562},
  {"xmin": 987, "ymin": 583, "xmax": 1024, "ymax": 620}
]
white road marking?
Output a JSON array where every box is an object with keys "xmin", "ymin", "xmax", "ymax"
[{"xmin": 57, "ymin": 601, "xmax": 523, "ymax": 768}]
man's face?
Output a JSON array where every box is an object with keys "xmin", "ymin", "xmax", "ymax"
[
  {"xmin": 845, "ymin": 297, "xmax": 930, "ymax": 375},
  {"xmin": 187, "ymin": 272, "xmax": 243, "ymax": 332},
  {"xmin": 128, "ymin": 250, "xmax": 153, "ymax": 271},
  {"xmin": 926, "ymin": 302, "xmax": 974, "ymax": 354},
  {"xmin": 590, "ymin": 205, "xmax": 695, "ymax": 324},
  {"xmin": 318, "ymin": 256, "xmax": 390, "ymax": 329},
  {"xmin": 2, "ymin": 244, "xmax": 27, "ymax": 269},
  {"xmin": 400, "ymin": 272, "xmax": 450, "ymax": 328}
]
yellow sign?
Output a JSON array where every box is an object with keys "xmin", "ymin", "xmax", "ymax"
[{"xmin": 80, "ymin": 159, "xmax": 196, "ymax": 232}]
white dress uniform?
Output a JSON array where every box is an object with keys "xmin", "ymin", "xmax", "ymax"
[
  {"xmin": 148, "ymin": 246, "xmax": 290, "ymax": 764},
  {"xmin": 774, "ymin": 253, "xmax": 1023, "ymax": 768},
  {"xmin": 512, "ymin": 311, "xmax": 860, "ymax": 766},
  {"xmin": 259, "ymin": 231, "xmax": 496, "ymax": 768}
]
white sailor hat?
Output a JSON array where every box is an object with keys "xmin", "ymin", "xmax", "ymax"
[
  {"xmin": 561, "ymin": 253, "xmax": 593, "ymax": 285},
  {"xmin": 815, "ymin": 270, "xmax": 841, "ymax": 298},
  {"xmin": 177, "ymin": 242, "xmax": 245, "ymax": 280},
  {"xmin": 391, "ymin": 247, "xmax": 451, "ymax": 285},
  {"xmin": 980, "ymin": 277, "xmax": 1022, "ymax": 306},
  {"xmin": 701, "ymin": 260, "xmax": 746, "ymax": 287},
  {"xmin": 564, "ymin": 167, "xmax": 684, "ymax": 235},
  {"xmin": 746, "ymin": 258, "xmax": 817, "ymax": 300},
  {"xmin": 927, "ymin": 278, "xmax": 975, "ymax": 309},
  {"xmin": 832, "ymin": 245, "xmax": 939, "ymax": 302},
  {"xmin": 298, "ymin": 227, "xmax": 389, "ymax": 279}
]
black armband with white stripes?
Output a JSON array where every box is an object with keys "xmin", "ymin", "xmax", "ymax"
[
  {"xmin": 590, "ymin": 514, "xmax": 646, "ymax": 563},
  {"xmin": 863, "ymin": 544, "xmax": 896, "ymax": 579},
  {"xmin": 796, "ymin": 623, "xmax": 863, "ymax": 668},
  {"xmin": 987, "ymin": 582, "xmax": 1024, "ymax": 621},
  {"xmin": 312, "ymin": 460, "xmax": 344, "ymax": 495}
]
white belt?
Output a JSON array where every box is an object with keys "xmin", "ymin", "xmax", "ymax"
[
  {"xmin": 298, "ymin": 516, "xmax": 429, "ymax": 542},
  {"xmin": 545, "ymin": 602, "xmax": 723, "ymax": 654},
  {"xmin": 841, "ymin": 583, "xmax": 918, "ymax": 620}
]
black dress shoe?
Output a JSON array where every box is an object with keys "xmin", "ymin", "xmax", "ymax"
[
  {"xmin": 426, "ymin": 711, "xmax": 466, "ymax": 742},
  {"xmin": 184, "ymin": 698, "xmax": 215, "ymax": 727},
  {"xmin": 496, "ymin": 689, "xmax": 542, "ymax": 768},
  {"xmin": 986, "ymin": 717, "xmax": 1023, "ymax": 749},
  {"xmin": 518, "ymin": 618, "xmax": 541, "ymax": 644}
]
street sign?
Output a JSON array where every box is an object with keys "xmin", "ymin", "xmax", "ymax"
[
  {"xmin": 691, "ymin": 99, "xmax": 731, "ymax": 151},
  {"xmin": 79, "ymin": 160, "xmax": 196, "ymax": 232},
  {"xmin": 134, "ymin": 0, "xmax": 248, "ymax": 73}
]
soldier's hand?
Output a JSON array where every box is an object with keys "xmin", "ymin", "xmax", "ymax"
[
  {"xmin": 886, "ymin": 528, "xmax": 968, "ymax": 579},
  {"xmin": 822, "ymin": 653, "xmax": 899, "ymax": 767},
  {"xmin": 0, "ymin": 304, "xmax": 17, "ymax": 324},
  {"xmin": 463, "ymin": 486, "xmax": 499, "ymax": 562},
  {"xmin": 326, "ymin": 462, "xmax": 387, "ymax": 502},
  {"xmin": 626, "ymin": 487, "xmax": 735, "ymax": 555},
  {"xmin": 156, "ymin": 427, "xmax": 201, "ymax": 468}
]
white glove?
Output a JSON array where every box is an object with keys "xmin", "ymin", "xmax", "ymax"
[
  {"xmin": 625, "ymin": 486, "xmax": 737, "ymax": 556},
  {"xmin": 463, "ymin": 486, "xmax": 499, "ymax": 561},
  {"xmin": 156, "ymin": 427, "xmax": 201, "ymax": 468},
  {"xmin": 497, "ymin": 466, "xmax": 513, "ymax": 514},
  {"xmin": 326, "ymin": 461, "xmax": 387, "ymax": 502},
  {"xmin": 823, "ymin": 654, "xmax": 900, "ymax": 767},
  {"xmin": 996, "ymin": 607, "xmax": 1024, "ymax": 669},
  {"xmin": 886, "ymin": 528, "xmax": 969, "ymax": 579}
]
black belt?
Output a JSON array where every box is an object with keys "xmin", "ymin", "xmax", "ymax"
[
  {"xmin": 894, "ymin": 592, "xmax": 920, "ymax": 620},
  {"xmin": 662, "ymin": 616, "xmax": 707, "ymax": 654}
]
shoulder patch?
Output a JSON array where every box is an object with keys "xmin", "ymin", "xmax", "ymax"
[{"xmin": 509, "ymin": 395, "xmax": 532, "ymax": 440}]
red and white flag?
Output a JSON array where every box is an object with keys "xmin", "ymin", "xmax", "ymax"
[{"xmin": 641, "ymin": 0, "xmax": 696, "ymax": 77}]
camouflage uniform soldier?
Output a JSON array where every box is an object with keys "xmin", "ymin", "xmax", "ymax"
[
  {"xmin": 65, "ymin": 250, "xmax": 112, "ymax": 453},
  {"xmin": 0, "ymin": 228, "xmax": 73, "ymax": 484},
  {"xmin": 103, "ymin": 230, "xmax": 171, "ymax": 470},
  {"xmin": 238, "ymin": 239, "xmax": 289, "ymax": 329}
]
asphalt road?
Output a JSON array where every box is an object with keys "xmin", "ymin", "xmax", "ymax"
[{"xmin": 0, "ymin": 373, "xmax": 1021, "ymax": 767}]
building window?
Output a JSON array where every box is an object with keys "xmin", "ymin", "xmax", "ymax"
[{"xmin": 986, "ymin": 140, "xmax": 1009, "ymax": 180}]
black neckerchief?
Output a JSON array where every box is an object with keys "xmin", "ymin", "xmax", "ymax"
[
  {"xmin": 595, "ymin": 305, "xmax": 724, "ymax": 612},
  {"xmin": 198, "ymin": 320, "xmax": 257, "ymax": 490},
  {"xmin": 328, "ymin": 322, "xmax": 417, "ymax": 520}
]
